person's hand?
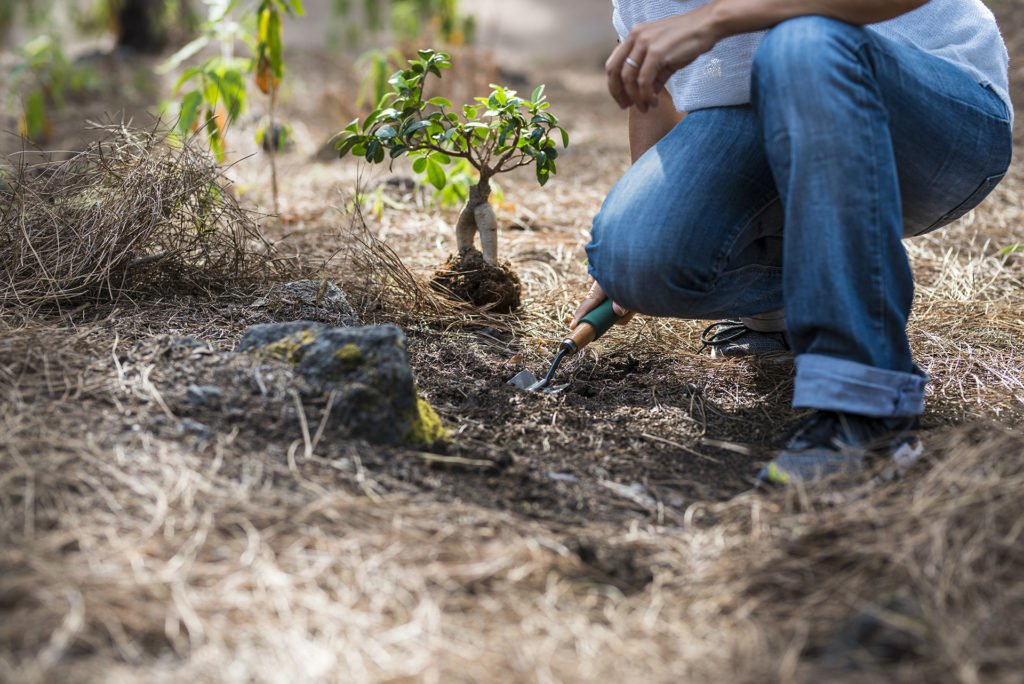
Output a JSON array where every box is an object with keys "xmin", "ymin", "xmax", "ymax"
[
  {"xmin": 607, "ymin": 5, "xmax": 720, "ymax": 113},
  {"xmin": 570, "ymin": 280, "xmax": 635, "ymax": 329}
]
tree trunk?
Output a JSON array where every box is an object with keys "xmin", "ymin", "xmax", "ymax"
[
  {"xmin": 455, "ymin": 178, "xmax": 497, "ymax": 264},
  {"xmin": 116, "ymin": 0, "xmax": 169, "ymax": 53}
]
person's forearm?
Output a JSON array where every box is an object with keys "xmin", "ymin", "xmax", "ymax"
[
  {"xmin": 706, "ymin": 0, "xmax": 930, "ymax": 39},
  {"xmin": 628, "ymin": 89, "xmax": 683, "ymax": 162}
]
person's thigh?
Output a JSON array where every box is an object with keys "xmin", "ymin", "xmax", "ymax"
[
  {"xmin": 587, "ymin": 106, "xmax": 782, "ymax": 318},
  {"xmin": 866, "ymin": 33, "xmax": 1014, "ymax": 236}
]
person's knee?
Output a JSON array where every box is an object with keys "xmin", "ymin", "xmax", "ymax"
[
  {"xmin": 753, "ymin": 16, "xmax": 867, "ymax": 98},
  {"xmin": 587, "ymin": 207, "xmax": 716, "ymax": 317}
]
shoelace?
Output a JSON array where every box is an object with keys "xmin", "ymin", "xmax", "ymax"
[{"xmin": 698, "ymin": 320, "xmax": 749, "ymax": 353}]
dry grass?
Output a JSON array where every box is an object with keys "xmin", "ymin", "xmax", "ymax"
[
  {"xmin": 0, "ymin": 123, "xmax": 283, "ymax": 309},
  {"xmin": 1, "ymin": 410, "xmax": 1021, "ymax": 684}
]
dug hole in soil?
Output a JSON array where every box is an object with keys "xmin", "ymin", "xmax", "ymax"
[{"xmin": 430, "ymin": 248, "xmax": 522, "ymax": 313}]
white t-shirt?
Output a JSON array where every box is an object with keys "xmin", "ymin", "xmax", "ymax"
[{"xmin": 612, "ymin": 0, "xmax": 1012, "ymax": 119}]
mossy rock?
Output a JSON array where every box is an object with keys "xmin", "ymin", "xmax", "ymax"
[{"xmin": 239, "ymin": 322, "xmax": 447, "ymax": 450}]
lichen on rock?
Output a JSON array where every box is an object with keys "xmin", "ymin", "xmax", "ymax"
[
  {"xmin": 406, "ymin": 396, "xmax": 448, "ymax": 450},
  {"xmin": 262, "ymin": 328, "xmax": 317, "ymax": 364},
  {"xmin": 239, "ymin": 321, "xmax": 446, "ymax": 450}
]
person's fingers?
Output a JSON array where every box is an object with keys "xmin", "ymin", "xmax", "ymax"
[
  {"xmin": 571, "ymin": 281, "xmax": 606, "ymax": 328},
  {"xmin": 605, "ymin": 39, "xmax": 633, "ymax": 109},
  {"xmin": 611, "ymin": 302, "xmax": 636, "ymax": 325},
  {"xmin": 620, "ymin": 42, "xmax": 649, "ymax": 113},
  {"xmin": 635, "ymin": 44, "xmax": 664, "ymax": 110}
]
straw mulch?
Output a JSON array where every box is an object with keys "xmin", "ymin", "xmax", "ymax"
[
  {"xmin": 0, "ymin": 406, "xmax": 1020, "ymax": 683},
  {"xmin": 0, "ymin": 124, "xmax": 280, "ymax": 309}
]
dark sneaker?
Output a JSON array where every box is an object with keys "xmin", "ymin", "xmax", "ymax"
[
  {"xmin": 700, "ymin": 320, "xmax": 791, "ymax": 360},
  {"xmin": 757, "ymin": 411, "xmax": 923, "ymax": 486}
]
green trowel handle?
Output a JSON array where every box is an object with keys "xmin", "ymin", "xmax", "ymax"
[
  {"xmin": 581, "ymin": 299, "xmax": 622, "ymax": 340},
  {"xmin": 567, "ymin": 299, "xmax": 622, "ymax": 351}
]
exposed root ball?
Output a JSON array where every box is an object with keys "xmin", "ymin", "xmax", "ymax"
[{"xmin": 430, "ymin": 248, "xmax": 522, "ymax": 313}]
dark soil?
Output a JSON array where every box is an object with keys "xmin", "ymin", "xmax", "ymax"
[
  {"xmin": 430, "ymin": 248, "xmax": 523, "ymax": 313},
  {"xmin": 93, "ymin": 299, "xmax": 771, "ymax": 527}
]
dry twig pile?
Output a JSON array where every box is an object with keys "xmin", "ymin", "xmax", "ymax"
[{"xmin": 0, "ymin": 124, "xmax": 278, "ymax": 308}]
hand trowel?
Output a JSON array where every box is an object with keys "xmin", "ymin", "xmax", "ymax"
[{"xmin": 507, "ymin": 299, "xmax": 622, "ymax": 393}]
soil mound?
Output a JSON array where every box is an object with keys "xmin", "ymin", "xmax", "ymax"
[{"xmin": 430, "ymin": 248, "xmax": 522, "ymax": 313}]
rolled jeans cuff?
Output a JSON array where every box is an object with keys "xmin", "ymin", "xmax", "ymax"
[{"xmin": 793, "ymin": 354, "xmax": 927, "ymax": 417}]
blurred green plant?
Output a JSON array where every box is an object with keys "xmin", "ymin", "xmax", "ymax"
[
  {"xmin": 330, "ymin": 0, "xmax": 475, "ymax": 48},
  {"xmin": 163, "ymin": 0, "xmax": 303, "ymax": 211},
  {"xmin": 8, "ymin": 35, "xmax": 97, "ymax": 143},
  {"xmin": 356, "ymin": 48, "xmax": 404, "ymax": 109},
  {"xmin": 0, "ymin": 0, "xmax": 52, "ymax": 33},
  {"xmin": 336, "ymin": 50, "xmax": 567, "ymax": 265}
]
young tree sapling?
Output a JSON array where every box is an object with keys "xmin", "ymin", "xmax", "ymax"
[{"xmin": 335, "ymin": 50, "xmax": 568, "ymax": 284}]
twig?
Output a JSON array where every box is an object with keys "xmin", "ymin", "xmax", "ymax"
[{"xmin": 641, "ymin": 432, "xmax": 721, "ymax": 464}]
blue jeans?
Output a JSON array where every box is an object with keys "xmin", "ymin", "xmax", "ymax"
[{"xmin": 587, "ymin": 16, "xmax": 1013, "ymax": 418}]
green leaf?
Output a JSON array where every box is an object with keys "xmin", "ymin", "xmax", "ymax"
[
  {"xmin": 430, "ymin": 152, "xmax": 451, "ymax": 165},
  {"xmin": 23, "ymin": 90, "xmax": 46, "ymax": 140},
  {"xmin": 367, "ymin": 138, "xmax": 382, "ymax": 161},
  {"xmin": 531, "ymin": 84, "xmax": 546, "ymax": 104},
  {"xmin": 335, "ymin": 135, "xmax": 362, "ymax": 158},
  {"xmin": 426, "ymin": 159, "xmax": 447, "ymax": 190},
  {"xmin": 412, "ymin": 157, "xmax": 428, "ymax": 174},
  {"xmin": 363, "ymin": 108, "xmax": 384, "ymax": 129},
  {"xmin": 174, "ymin": 65, "xmax": 204, "ymax": 94},
  {"xmin": 404, "ymin": 120, "xmax": 432, "ymax": 135},
  {"xmin": 427, "ymin": 97, "xmax": 452, "ymax": 108},
  {"xmin": 558, "ymin": 126, "xmax": 570, "ymax": 148},
  {"xmin": 178, "ymin": 90, "xmax": 203, "ymax": 135},
  {"xmin": 998, "ymin": 244, "xmax": 1024, "ymax": 255}
]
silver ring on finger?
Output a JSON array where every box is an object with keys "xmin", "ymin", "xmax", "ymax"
[{"xmin": 625, "ymin": 56, "xmax": 640, "ymax": 68}]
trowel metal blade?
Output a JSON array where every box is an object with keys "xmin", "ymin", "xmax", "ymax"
[
  {"xmin": 507, "ymin": 370, "xmax": 540, "ymax": 390},
  {"xmin": 506, "ymin": 371, "xmax": 569, "ymax": 394}
]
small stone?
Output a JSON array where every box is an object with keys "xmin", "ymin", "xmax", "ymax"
[
  {"xmin": 180, "ymin": 418, "xmax": 213, "ymax": 440},
  {"xmin": 185, "ymin": 384, "xmax": 224, "ymax": 407},
  {"xmin": 251, "ymin": 280, "xmax": 362, "ymax": 326}
]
